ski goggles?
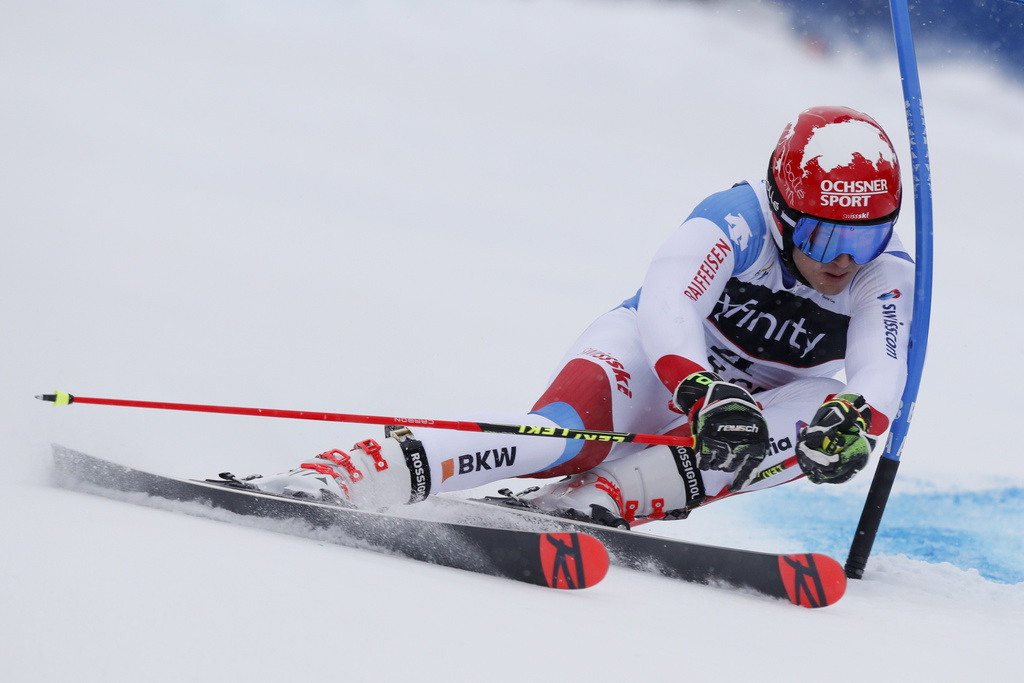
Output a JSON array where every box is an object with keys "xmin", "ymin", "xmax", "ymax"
[{"xmin": 790, "ymin": 215, "xmax": 896, "ymax": 265}]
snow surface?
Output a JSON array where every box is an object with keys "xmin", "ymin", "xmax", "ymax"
[{"xmin": 2, "ymin": 0, "xmax": 1023, "ymax": 680}]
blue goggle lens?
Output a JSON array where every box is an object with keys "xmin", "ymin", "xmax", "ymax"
[{"xmin": 791, "ymin": 217, "xmax": 894, "ymax": 265}]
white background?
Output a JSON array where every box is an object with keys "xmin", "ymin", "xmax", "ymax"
[{"xmin": 2, "ymin": 1, "xmax": 1022, "ymax": 680}]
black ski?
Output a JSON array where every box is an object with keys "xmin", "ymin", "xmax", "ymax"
[
  {"xmin": 51, "ymin": 447, "xmax": 608, "ymax": 590},
  {"xmin": 431, "ymin": 493, "xmax": 847, "ymax": 608},
  {"xmin": 52, "ymin": 446, "xmax": 844, "ymax": 605}
]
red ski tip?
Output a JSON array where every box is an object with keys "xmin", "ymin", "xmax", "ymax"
[
  {"xmin": 538, "ymin": 532, "xmax": 609, "ymax": 589},
  {"xmin": 778, "ymin": 553, "xmax": 847, "ymax": 607}
]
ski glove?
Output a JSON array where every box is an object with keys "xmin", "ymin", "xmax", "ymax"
[
  {"xmin": 796, "ymin": 393, "xmax": 877, "ymax": 485},
  {"xmin": 674, "ymin": 371, "xmax": 770, "ymax": 493}
]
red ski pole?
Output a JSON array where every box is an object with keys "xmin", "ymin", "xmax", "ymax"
[{"xmin": 36, "ymin": 391, "xmax": 694, "ymax": 448}]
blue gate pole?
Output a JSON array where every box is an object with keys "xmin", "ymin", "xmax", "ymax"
[{"xmin": 845, "ymin": 0, "xmax": 935, "ymax": 579}]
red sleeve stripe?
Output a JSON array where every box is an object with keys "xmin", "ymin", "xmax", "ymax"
[{"xmin": 654, "ymin": 355, "xmax": 707, "ymax": 393}]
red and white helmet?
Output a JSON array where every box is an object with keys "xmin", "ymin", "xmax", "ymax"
[{"xmin": 766, "ymin": 106, "xmax": 902, "ymax": 266}]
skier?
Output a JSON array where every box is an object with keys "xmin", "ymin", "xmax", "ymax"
[{"xmin": 244, "ymin": 105, "xmax": 914, "ymax": 527}]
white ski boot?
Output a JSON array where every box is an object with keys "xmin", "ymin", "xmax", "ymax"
[
  {"xmin": 519, "ymin": 445, "xmax": 706, "ymax": 527},
  {"xmin": 241, "ymin": 427, "xmax": 429, "ymax": 510}
]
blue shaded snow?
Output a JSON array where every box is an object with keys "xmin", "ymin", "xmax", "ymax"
[
  {"xmin": 736, "ymin": 484, "xmax": 1024, "ymax": 584},
  {"xmin": 766, "ymin": 0, "xmax": 1024, "ymax": 80}
]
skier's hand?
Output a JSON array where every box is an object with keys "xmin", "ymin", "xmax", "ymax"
[
  {"xmin": 675, "ymin": 371, "xmax": 770, "ymax": 493},
  {"xmin": 796, "ymin": 393, "xmax": 877, "ymax": 485}
]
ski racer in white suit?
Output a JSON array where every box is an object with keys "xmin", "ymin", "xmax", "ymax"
[{"xmin": 248, "ymin": 106, "xmax": 915, "ymax": 527}]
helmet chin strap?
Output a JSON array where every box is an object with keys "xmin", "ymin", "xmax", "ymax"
[
  {"xmin": 768, "ymin": 209, "xmax": 812, "ymax": 289},
  {"xmin": 780, "ymin": 244, "xmax": 811, "ymax": 289}
]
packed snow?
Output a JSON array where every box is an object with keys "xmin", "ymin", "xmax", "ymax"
[{"xmin": 2, "ymin": 1, "xmax": 1022, "ymax": 680}]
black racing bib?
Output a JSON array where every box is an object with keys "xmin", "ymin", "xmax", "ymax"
[{"xmin": 707, "ymin": 280, "xmax": 849, "ymax": 368}]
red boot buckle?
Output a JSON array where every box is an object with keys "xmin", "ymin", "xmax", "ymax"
[
  {"xmin": 315, "ymin": 448, "xmax": 364, "ymax": 482},
  {"xmin": 623, "ymin": 500, "xmax": 639, "ymax": 523},
  {"xmin": 594, "ymin": 476, "xmax": 631, "ymax": 523},
  {"xmin": 354, "ymin": 439, "xmax": 388, "ymax": 472},
  {"xmin": 300, "ymin": 461, "xmax": 352, "ymax": 498}
]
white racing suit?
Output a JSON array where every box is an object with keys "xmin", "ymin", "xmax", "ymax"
[{"xmin": 401, "ymin": 178, "xmax": 914, "ymax": 522}]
